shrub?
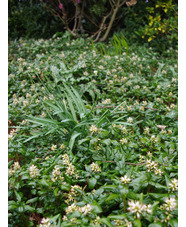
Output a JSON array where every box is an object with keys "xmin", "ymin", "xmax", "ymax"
[
  {"xmin": 8, "ymin": 0, "xmax": 64, "ymax": 40},
  {"xmin": 122, "ymin": 0, "xmax": 178, "ymax": 52}
]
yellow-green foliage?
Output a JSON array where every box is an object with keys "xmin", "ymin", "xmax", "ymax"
[{"xmin": 140, "ymin": 0, "xmax": 177, "ymax": 44}]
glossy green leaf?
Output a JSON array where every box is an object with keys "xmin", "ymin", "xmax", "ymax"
[
  {"xmin": 100, "ymin": 218, "xmax": 113, "ymax": 227},
  {"xmin": 133, "ymin": 219, "xmax": 142, "ymax": 227},
  {"xmin": 168, "ymin": 219, "xmax": 178, "ymax": 227},
  {"xmin": 24, "ymin": 205, "xmax": 35, "ymax": 212},
  {"xmin": 105, "ymin": 193, "xmax": 120, "ymax": 202},
  {"xmin": 148, "ymin": 222, "xmax": 163, "ymax": 227},
  {"xmin": 91, "ymin": 201, "xmax": 103, "ymax": 213},
  {"xmin": 88, "ymin": 177, "xmax": 97, "ymax": 189}
]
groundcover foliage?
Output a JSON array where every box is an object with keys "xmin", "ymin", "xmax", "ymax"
[{"xmin": 8, "ymin": 33, "xmax": 178, "ymax": 227}]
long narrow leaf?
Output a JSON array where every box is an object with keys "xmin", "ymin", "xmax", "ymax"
[
  {"xmin": 69, "ymin": 132, "xmax": 82, "ymax": 151},
  {"xmin": 63, "ymin": 83, "xmax": 83, "ymax": 115},
  {"xmin": 65, "ymin": 92, "xmax": 77, "ymax": 122},
  {"xmin": 71, "ymin": 86, "xmax": 87, "ymax": 114}
]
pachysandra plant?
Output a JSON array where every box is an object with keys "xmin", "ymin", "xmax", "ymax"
[{"xmin": 8, "ymin": 33, "xmax": 177, "ymax": 226}]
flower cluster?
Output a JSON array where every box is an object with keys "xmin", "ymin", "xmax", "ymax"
[
  {"xmin": 120, "ymin": 138, "xmax": 128, "ymax": 145},
  {"xmin": 64, "ymin": 185, "xmax": 83, "ymax": 204},
  {"xmin": 124, "ymin": 218, "xmax": 132, "ymax": 227},
  {"xmin": 102, "ymin": 98, "xmax": 111, "ymax": 105},
  {"xmin": 51, "ymin": 144, "xmax": 57, "ymax": 151},
  {"xmin": 61, "ymin": 154, "xmax": 79, "ymax": 178},
  {"xmin": 65, "ymin": 203, "xmax": 77, "ymax": 214},
  {"xmin": 62, "ymin": 154, "xmax": 70, "ymax": 165},
  {"xmin": 92, "ymin": 216, "xmax": 101, "ymax": 225},
  {"xmin": 145, "ymin": 159, "xmax": 163, "ymax": 176},
  {"xmin": 65, "ymin": 203, "xmax": 92, "ymax": 215},
  {"xmin": 51, "ymin": 166, "xmax": 64, "ymax": 182},
  {"xmin": 116, "ymin": 124, "xmax": 128, "ymax": 134},
  {"xmin": 114, "ymin": 220, "xmax": 124, "ymax": 226},
  {"xmin": 29, "ymin": 164, "xmax": 39, "ymax": 178},
  {"xmin": 127, "ymin": 117, "xmax": 133, "ymax": 123},
  {"xmin": 90, "ymin": 162, "xmax": 101, "ymax": 172},
  {"xmin": 80, "ymin": 204, "xmax": 92, "ymax": 215},
  {"xmin": 120, "ymin": 175, "xmax": 131, "ymax": 184},
  {"xmin": 164, "ymin": 197, "xmax": 177, "ymax": 211},
  {"xmin": 89, "ymin": 125, "xmax": 98, "ymax": 134},
  {"xmin": 160, "ymin": 197, "xmax": 177, "ymax": 212},
  {"xmin": 144, "ymin": 127, "xmax": 150, "ymax": 135},
  {"xmin": 128, "ymin": 200, "xmax": 152, "ymax": 219},
  {"xmin": 8, "ymin": 129, "xmax": 17, "ymax": 141},
  {"xmin": 114, "ymin": 218, "xmax": 132, "ymax": 227},
  {"xmin": 66, "ymin": 163, "xmax": 77, "ymax": 176},
  {"xmin": 9, "ymin": 161, "xmax": 21, "ymax": 175},
  {"xmin": 60, "ymin": 143, "xmax": 66, "ymax": 149},
  {"xmin": 150, "ymin": 135, "xmax": 158, "ymax": 143},
  {"xmin": 39, "ymin": 217, "xmax": 54, "ymax": 227},
  {"xmin": 168, "ymin": 178, "xmax": 178, "ymax": 191}
]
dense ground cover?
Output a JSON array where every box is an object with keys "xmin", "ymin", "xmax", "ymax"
[{"xmin": 8, "ymin": 33, "xmax": 178, "ymax": 227}]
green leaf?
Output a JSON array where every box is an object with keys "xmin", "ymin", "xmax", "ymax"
[
  {"xmin": 61, "ymin": 184, "xmax": 71, "ymax": 191},
  {"xmin": 105, "ymin": 193, "xmax": 120, "ymax": 202},
  {"xmin": 69, "ymin": 131, "xmax": 82, "ymax": 151},
  {"xmin": 39, "ymin": 178, "xmax": 50, "ymax": 187},
  {"xmin": 108, "ymin": 214, "xmax": 126, "ymax": 219},
  {"xmin": 148, "ymin": 222, "xmax": 163, "ymax": 227},
  {"xmin": 53, "ymin": 188, "xmax": 59, "ymax": 197},
  {"xmin": 68, "ymin": 211, "xmax": 81, "ymax": 219},
  {"xmin": 139, "ymin": 193, "xmax": 144, "ymax": 204},
  {"xmin": 149, "ymin": 181, "xmax": 167, "ymax": 190},
  {"xmin": 8, "ymin": 201, "xmax": 18, "ymax": 210},
  {"xmin": 18, "ymin": 206, "xmax": 24, "ymax": 212},
  {"xmin": 101, "ymin": 139, "xmax": 111, "ymax": 145},
  {"xmin": 36, "ymin": 207, "xmax": 45, "ymax": 214},
  {"xmin": 133, "ymin": 219, "xmax": 142, "ymax": 227},
  {"xmin": 15, "ymin": 191, "xmax": 22, "ymax": 202},
  {"xmin": 101, "ymin": 185, "xmax": 117, "ymax": 190},
  {"xmin": 8, "ymin": 160, "xmax": 14, "ymax": 168},
  {"xmin": 168, "ymin": 219, "xmax": 178, "ymax": 227},
  {"xmin": 150, "ymin": 201, "xmax": 160, "ymax": 211},
  {"xmin": 88, "ymin": 177, "xmax": 97, "ymax": 189},
  {"xmin": 65, "ymin": 93, "xmax": 77, "ymax": 122},
  {"xmin": 26, "ymin": 197, "xmax": 38, "ymax": 204},
  {"xmin": 149, "ymin": 193, "xmax": 169, "ymax": 202},
  {"xmin": 49, "ymin": 213, "xmax": 61, "ymax": 223},
  {"xmin": 24, "ymin": 205, "xmax": 35, "ymax": 212},
  {"xmin": 91, "ymin": 201, "xmax": 103, "ymax": 213},
  {"xmin": 164, "ymin": 174, "xmax": 171, "ymax": 187},
  {"xmin": 130, "ymin": 173, "xmax": 149, "ymax": 191},
  {"xmin": 100, "ymin": 218, "xmax": 113, "ymax": 227},
  {"xmin": 78, "ymin": 138, "xmax": 90, "ymax": 145},
  {"xmin": 92, "ymin": 154, "xmax": 104, "ymax": 161}
]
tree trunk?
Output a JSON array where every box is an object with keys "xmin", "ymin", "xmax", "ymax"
[{"xmin": 99, "ymin": 5, "xmax": 119, "ymax": 42}]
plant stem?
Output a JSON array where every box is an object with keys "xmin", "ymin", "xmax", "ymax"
[
  {"xmin": 123, "ymin": 195, "xmax": 126, "ymax": 213},
  {"xmin": 21, "ymin": 213, "xmax": 27, "ymax": 226},
  {"xmin": 147, "ymin": 184, "xmax": 151, "ymax": 193}
]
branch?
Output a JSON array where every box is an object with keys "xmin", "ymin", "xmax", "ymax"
[
  {"xmin": 102, "ymin": 160, "xmax": 168, "ymax": 166},
  {"xmin": 119, "ymin": 0, "xmax": 127, "ymax": 7},
  {"xmin": 41, "ymin": 0, "xmax": 79, "ymax": 38},
  {"xmin": 99, "ymin": 0, "xmax": 122, "ymax": 42},
  {"xmin": 109, "ymin": 0, "xmax": 114, "ymax": 8},
  {"xmin": 93, "ymin": 11, "xmax": 112, "ymax": 42},
  {"xmin": 76, "ymin": 0, "xmax": 86, "ymax": 33}
]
